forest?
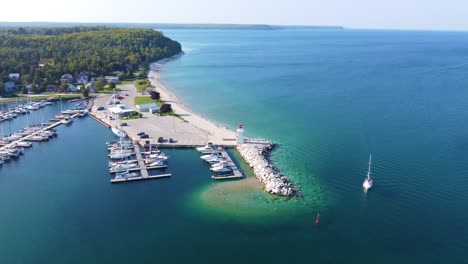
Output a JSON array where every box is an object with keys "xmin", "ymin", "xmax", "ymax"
[{"xmin": 0, "ymin": 27, "xmax": 182, "ymax": 93}]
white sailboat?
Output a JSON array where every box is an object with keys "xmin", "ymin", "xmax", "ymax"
[{"xmin": 363, "ymin": 154, "xmax": 373, "ymax": 192}]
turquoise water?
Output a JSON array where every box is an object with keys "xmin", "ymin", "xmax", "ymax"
[{"xmin": 1, "ymin": 29, "xmax": 468, "ymax": 263}]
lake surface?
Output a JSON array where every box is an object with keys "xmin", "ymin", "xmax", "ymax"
[{"xmin": 1, "ymin": 29, "xmax": 468, "ymax": 263}]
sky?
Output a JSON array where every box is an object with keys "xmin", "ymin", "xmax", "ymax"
[{"xmin": 2, "ymin": 0, "xmax": 468, "ymax": 30}]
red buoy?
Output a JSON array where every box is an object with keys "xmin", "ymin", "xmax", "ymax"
[{"xmin": 315, "ymin": 213, "xmax": 320, "ymax": 225}]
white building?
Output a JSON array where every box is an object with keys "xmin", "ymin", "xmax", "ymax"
[
  {"xmin": 109, "ymin": 105, "xmax": 135, "ymax": 117},
  {"xmin": 136, "ymin": 103, "xmax": 160, "ymax": 113},
  {"xmin": 9, "ymin": 73, "xmax": 20, "ymax": 80}
]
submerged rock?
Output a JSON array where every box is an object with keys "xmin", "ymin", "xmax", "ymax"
[{"xmin": 237, "ymin": 143, "xmax": 297, "ymax": 197}]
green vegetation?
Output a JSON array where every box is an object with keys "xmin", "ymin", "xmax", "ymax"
[
  {"xmin": 134, "ymin": 96, "xmax": 155, "ymax": 105},
  {"xmin": 135, "ymin": 79, "xmax": 152, "ymax": 92},
  {"xmin": 120, "ymin": 111, "xmax": 142, "ymax": 120},
  {"xmin": 0, "ymin": 26, "xmax": 182, "ymax": 95},
  {"xmin": 100, "ymin": 88, "xmax": 122, "ymax": 94}
]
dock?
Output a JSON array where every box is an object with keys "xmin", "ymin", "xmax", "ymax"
[
  {"xmin": 133, "ymin": 141, "xmax": 149, "ymax": 178},
  {"xmin": 110, "ymin": 173, "xmax": 171, "ymax": 183},
  {"xmin": 0, "ymin": 113, "xmax": 79, "ymax": 152},
  {"xmin": 211, "ymin": 149, "xmax": 243, "ymax": 180},
  {"xmin": 109, "ymin": 141, "xmax": 170, "ymax": 183}
]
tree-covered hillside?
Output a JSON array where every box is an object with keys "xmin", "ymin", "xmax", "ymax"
[{"xmin": 0, "ymin": 27, "xmax": 181, "ymax": 86}]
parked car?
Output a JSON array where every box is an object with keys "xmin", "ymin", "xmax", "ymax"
[
  {"xmin": 140, "ymin": 134, "xmax": 149, "ymax": 139},
  {"xmin": 97, "ymin": 106, "xmax": 105, "ymax": 111},
  {"xmin": 169, "ymin": 138, "xmax": 175, "ymax": 143},
  {"xmin": 137, "ymin": 132, "xmax": 146, "ymax": 136},
  {"xmin": 121, "ymin": 123, "xmax": 128, "ymax": 126},
  {"xmin": 157, "ymin": 137, "xmax": 164, "ymax": 143}
]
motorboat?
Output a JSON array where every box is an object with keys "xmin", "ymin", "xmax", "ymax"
[
  {"xmin": 210, "ymin": 162, "xmax": 232, "ymax": 173},
  {"xmin": 115, "ymin": 172, "xmax": 138, "ymax": 179},
  {"xmin": 110, "ymin": 163, "xmax": 139, "ymax": 172},
  {"xmin": 61, "ymin": 117, "xmax": 73, "ymax": 124},
  {"xmin": 196, "ymin": 143, "xmax": 220, "ymax": 154},
  {"xmin": 15, "ymin": 141, "xmax": 32, "ymax": 148},
  {"xmin": 0, "ymin": 152, "xmax": 10, "ymax": 161},
  {"xmin": 146, "ymin": 159, "xmax": 165, "ymax": 167},
  {"xmin": 109, "ymin": 152, "xmax": 134, "ymax": 160},
  {"xmin": 363, "ymin": 154, "xmax": 373, "ymax": 192},
  {"xmin": 200, "ymin": 152, "xmax": 223, "ymax": 161},
  {"xmin": 108, "ymin": 159, "xmax": 138, "ymax": 167}
]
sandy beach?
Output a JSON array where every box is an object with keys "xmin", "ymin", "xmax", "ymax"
[{"xmin": 147, "ymin": 61, "xmax": 238, "ymax": 144}]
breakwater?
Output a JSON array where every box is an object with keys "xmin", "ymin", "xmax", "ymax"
[{"xmin": 237, "ymin": 143, "xmax": 297, "ymax": 197}]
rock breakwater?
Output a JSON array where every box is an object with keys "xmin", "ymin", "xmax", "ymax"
[{"xmin": 237, "ymin": 143, "xmax": 297, "ymax": 197}]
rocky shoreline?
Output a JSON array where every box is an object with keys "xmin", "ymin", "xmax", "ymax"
[{"xmin": 237, "ymin": 143, "xmax": 297, "ymax": 197}]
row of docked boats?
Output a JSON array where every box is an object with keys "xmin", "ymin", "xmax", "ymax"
[
  {"xmin": 0, "ymin": 100, "xmax": 52, "ymax": 122},
  {"xmin": 197, "ymin": 144, "xmax": 233, "ymax": 174},
  {"xmin": 1, "ymin": 125, "xmax": 57, "ymax": 143},
  {"xmin": 107, "ymin": 137, "xmax": 170, "ymax": 178}
]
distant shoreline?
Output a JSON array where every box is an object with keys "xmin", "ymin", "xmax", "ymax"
[{"xmin": 0, "ymin": 22, "xmax": 344, "ymax": 31}]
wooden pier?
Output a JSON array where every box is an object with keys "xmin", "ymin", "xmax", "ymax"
[
  {"xmin": 0, "ymin": 113, "xmax": 79, "ymax": 152},
  {"xmin": 211, "ymin": 149, "xmax": 243, "ymax": 180}
]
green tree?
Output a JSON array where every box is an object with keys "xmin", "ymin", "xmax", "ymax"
[
  {"xmin": 59, "ymin": 82, "xmax": 69, "ymax": 92},
  {"xmin": 0, "ymin": 83, "xmax": 4, "ymax": 96},
  {"xmin": 109, "ymin": 82, "xmax": 116, "ymax": 89},
  {"xmin": 95, "ymin": 78, "xmax": 105, "ymax": 91},
  {"xmin": 31, "ymin": 82, "xmax": 39, "ymax": 94},
  {"xmin": 82, "ymin": 86, "xmax": 89, "ymax": 98},
  {"xmin": 20, "ymin": 85, "xmax": 28, "ymax": 94}
]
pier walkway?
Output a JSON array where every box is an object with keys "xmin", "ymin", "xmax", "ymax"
[{"xmin": 0, "ymin": 113, "xmax": 79, "ymax": 152}]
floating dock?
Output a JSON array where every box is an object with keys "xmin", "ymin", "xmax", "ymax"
[
  {"xmin": 0, "ymin": 113, "xmax": 79, "ymax": 152},
  {"xmin": 211, "ymin": 149, "xmax": 243, "ymax": 180},
  {"xmin": 110, "ymin": 173, "xmax": 171, "ymax": 183},
  {"xmin": 108, "ymin": 141, "xmax": 170, "ymax": 183}
]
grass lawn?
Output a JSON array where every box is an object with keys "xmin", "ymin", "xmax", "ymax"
[
  {"xmin": 134, "ymin": 96, "xmax": 156, "ymax": 105},
  {"xmin": 99, "ymin": 88, "xmax": 122, "ymax": 94}
]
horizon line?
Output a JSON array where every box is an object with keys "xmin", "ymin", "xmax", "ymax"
[{"xmin": 0, "ymin": 21, "xmax": 467, "ymax": 32}]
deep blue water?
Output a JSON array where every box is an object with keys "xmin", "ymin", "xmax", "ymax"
[{"xmin": 1, "ymin": 29, "xmax": 468, "ymax": 263}]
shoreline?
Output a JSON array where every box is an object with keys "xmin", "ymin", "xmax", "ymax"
[{"xmin": 148, "ymin": 56, "xmax": 298, "ymax": 197}]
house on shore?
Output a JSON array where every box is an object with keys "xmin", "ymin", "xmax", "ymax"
[
  {"xmin": 105, "ymin": 76, "xmax": 120, "ymax": 84},
  {"xmin": 61, "ymin": 74, "xmax": 74, "ymax": 83},
  {"xmin": 76, "ymin": 72, "xmax": 89, "ymax": 84},
  {"xmin": 46, "ymin": 85, "xmax": 58, "ymax": 92},
  {"xmin": 9, "ymin": 73, "xmax": 20, "ymax": 80},
  {"xmin": 85, "ymin": 83, "xmax": 96, "ymax": 93},
  {"xmin": 68, "ymin": 84, "xmax": 78, "ymax": 92},
  {"xmin": 4, "ymin": 81, "xmax": 17, "ymax": 92}
]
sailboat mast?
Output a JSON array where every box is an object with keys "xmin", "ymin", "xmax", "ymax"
[{"xmin": 367, "ymin": 154, "xmax": 372, "ymax": 179}]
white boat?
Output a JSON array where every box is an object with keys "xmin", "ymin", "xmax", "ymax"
[
  {"xmin": 115, "ymin": 172, "xmax": 138, "ymax": 179},
  {"xmin": 210, "ymin": 162, "xmax": 232, "ymax": 173},
  {"xmin": 200, "ymin": 152, "xmax": 223, "ymax": 161},
  {"xmin": 6, "ymin": 148, "xmax": 21, "ymax": 158},
  {"xmin": 0, "ymin": 152, "xmax": 10, "ymax": 161},
  {"xmin": 146, "ymin": 159, "xmax": 166, "ymax": 167},
  {"xmin": 110, "ymin": 163, "xmax": 139, "ymax": 172},
  {"xmin": 196, "ymin": 143, "xmax": 219, "ymax": 154},
  {"xmin": 109, "ymin": 152, "xmax": 134, "ymax": 160},
  {"xmin": 15, "ymin": 141, "xmax": 32, "ymax": 148},
  {"xmin": 363, "ymin": 154, "xmax": 373, "ymax": 192},
  {"xmin": 61, "ymin": 117, "xmax": 73, "ymax": 124},
  {"xmin": 111, "ymin": 127, "xmax": 126, "ymax": 138},
  {"xmin": 108, "ymin": 159, "xmax": 138, "ymax": 167}
]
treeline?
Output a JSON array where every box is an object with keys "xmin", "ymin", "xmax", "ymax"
[
  {"xmin": 0, "ymin": 27, "xmax": 182, "ymax": 90},
  {"xmin": 0, "ymin": 26, "xmax": 112, "ymax": 35}
]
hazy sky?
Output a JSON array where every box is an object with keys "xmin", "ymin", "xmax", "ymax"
[{"xmin": 2, "ymin": 0, "xmax": 468, "ymax": 30}]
